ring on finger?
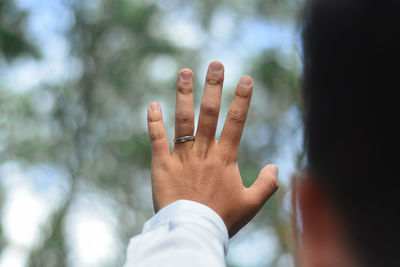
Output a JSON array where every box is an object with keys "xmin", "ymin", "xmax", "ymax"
[{"xmin": 174, "ymin": 135, "xmax": 195, "ymax": 143}]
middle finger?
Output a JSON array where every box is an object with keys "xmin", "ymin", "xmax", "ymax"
[{"xmin": 195, "ymin": 61, "xmax": 224, "ymax": 146}]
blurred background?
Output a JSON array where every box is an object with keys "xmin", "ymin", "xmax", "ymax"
[{"xmin": 0, "ymin": 0, "xmax": 304, "ymax": 266}]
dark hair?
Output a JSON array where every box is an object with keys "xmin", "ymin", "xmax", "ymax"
[{"xmin": 302, "ymin": 0, "xmax": 399, "ymax": 266}]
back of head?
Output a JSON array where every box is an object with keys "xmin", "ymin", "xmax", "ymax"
[{"xmin": 302, "ymin": 0, "xmax": 400, "ymax": 266}]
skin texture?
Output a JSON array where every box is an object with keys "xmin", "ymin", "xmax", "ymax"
[{"xmin": 147, "ymin": 61, "xmax": 279, "ymax": 237}]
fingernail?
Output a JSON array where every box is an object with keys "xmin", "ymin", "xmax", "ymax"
[
  {"xmin": 180, "ymin": 71, "xmax": 192, "ymax": 82},
  {"xmin": 209, "ymin": 62, "xmax": 223, "ymax": 73},
  {"xmin": 267, "ymin": 164, "xmax": 279, "ymax": 177},
  {"xmin": 239, "ymin": 76, "xmax": 252, "ymax": 87},
  {"xmin": 150, "ymin": 102, "xmax": 160, "ymax": 112}
]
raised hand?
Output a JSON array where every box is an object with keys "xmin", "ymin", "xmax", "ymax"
[{"xmin": 147, "ymin": 61, "xmax": 279, "ymax": 237}]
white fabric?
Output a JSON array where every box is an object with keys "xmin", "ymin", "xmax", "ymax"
[{"xmin": 124, "ymin": 200, "xmax": 229, "ymax": 267}]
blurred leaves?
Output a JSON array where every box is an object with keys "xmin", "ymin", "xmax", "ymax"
[
  {"xmin": 240, "ymin": 160, "xmax": 260, "ymax": 188},
  {"xmin": 28, "ymin": 200, "xmax": 70, "ymax": 267},
  {"xmin": 0, "ymin": 0, "xmax": 39, "ymax": 60},
  {"xmin": 113, "ymin": 133, "xmax": 152, "ymax": 168},
  {"xmin": 0, "ymin": 186, "xmax": 5, "ymax": 254},
  {"xmin": 253, "ymin": 50, "xmax": 300, "ymax": 109}
]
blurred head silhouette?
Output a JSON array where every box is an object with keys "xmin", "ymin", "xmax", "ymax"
[{"xmin": 296, "ymin": 0, "xmax": 399, "ymax": 266}]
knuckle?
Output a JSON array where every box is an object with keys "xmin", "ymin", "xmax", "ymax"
[
  {"xmin": 176, "ymin": 111, "xmax": 194, "ymax": 124},
  {"xmin": 206, "ymin": 75, "xmax": 223, "ymax": 86},
  {"xmin": 204, "ymin": 161, "xmax": 216, "ymax": 172},
  {"xmin": 201, "ymin": 102, "xmax": 219, "ymax": 117},
  {"xmin": 149, "ymin": 129, "xmax": 164, "ymax": 141},
  {"xmin": 219, "ymin": 154, "xmax": 235, "ymax": 166},
  {"xmin": 229, "ymin": 110, "xmax": 246, "ymax": 126},
  {"xmin": 152, "ymin": 156, "xmax": 169, "ymax": 169},
  {"xmin": 236, "ymin": 87, "xmax": 251, "ymax": 98},
  {"xmin": 177, "ymin": 84, "xmax": 193, "ymax": 95},
  {"xmin": 148, "ymin": 116, "xmax": 160, "ymax": 123},
  {"xmin": 270, "ymin": 176, "xmax": 280, "ymax": 191}
]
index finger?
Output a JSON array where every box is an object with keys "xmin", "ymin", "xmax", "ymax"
[{"xmin": 218, "ymin": 76, "xmax": 253, "ymax": 161}]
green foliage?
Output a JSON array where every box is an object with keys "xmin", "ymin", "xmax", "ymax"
[
  {"xmin": 0, "ymin": 0, "xmax": 39, "ymax": 60},
  {"xmin": 239, "ymin": 160, "xmax": 260, "ymax": 188},
  {"xmin": 27, "ymin": 202, "xmax": 70, "ymax": 267},
  {"xmin": 0, "ymin": 187, "xmax": 5, "ymax": 254},
  {"xmin": 254, "ymin": 50, "xmax": 300, "ymax": 105},
  {"xmin": 113, "ymin": 133, "xmax": 152, "ymax": 167},
  {"xmin": 13, "ymin": 140, "xmax": 55, "ymax": 161}
]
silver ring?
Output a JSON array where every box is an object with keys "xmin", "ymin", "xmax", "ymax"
[{"xmin": 174, "ymin": 135, "xmax": 195, "ymax": 143}]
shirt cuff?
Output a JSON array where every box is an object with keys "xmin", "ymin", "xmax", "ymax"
[{"xmin": 143, "ymin": 200, "xmax": 229, "ymax": 254}]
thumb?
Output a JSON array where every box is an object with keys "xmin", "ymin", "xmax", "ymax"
[{"xmin": 247, "ymin": 164, "xmax": 279, "ymax": 208}]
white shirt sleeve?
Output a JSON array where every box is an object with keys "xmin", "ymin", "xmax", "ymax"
[{"xmin": 123, "ymin": 199, "xmax": 229, "ymax": 267}]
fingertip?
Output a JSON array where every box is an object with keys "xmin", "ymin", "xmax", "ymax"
[
  {"xmin": 266, "ymin": 164, "xmax": 279, "ymax": 189},
  {"xmin": 178, "ymin": 68, "xmax": 193, "ymax": 82},
  {"xmin": 208, "ymin": 61, "xmax": 224, "ymax": 73},
  {"xmin": 266, "ymin": 164, "xmax": 279, "ymax": 177},
  {"xmin": 246, "ymin": 164, "xmax": 280, "ymax": 207},
  {"xmin": 259, "ymin": 164, "xmax": 279, "ymax": 192},
  {"xmin": 179, "ymin": 68, "xmax": 193, "ymax": 74},
  {"xmin": 235, "ymin": 76, "xmax": 253, "ymax": 98},
  {"xmin": 148, "ymin": 102, "xmax": 163, "ymax": 124},
  {"xmin": 149, "ymin": 102, "xmax": 161, "ymax": 112},
  {"xmin": 239, "ymin": 76, "xmax": 253, "ymax": 87},
  {"xmin": 209, "ymin": 60, "xmax": 224, "ymax": 66}
]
